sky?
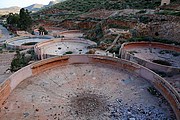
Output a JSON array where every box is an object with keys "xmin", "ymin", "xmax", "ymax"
[{"xmin": 0, "ymin": 0, "xmax": 53, "ymax": 8}]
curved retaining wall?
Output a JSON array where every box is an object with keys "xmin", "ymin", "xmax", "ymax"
[
  {"xmin": 6, "ymin": 36, "xmax": 53, "ymax": 49},
  {"xmin": 0, "ymin": 55, "xmax": 179, "ymax": 119},
  {"xmin": 120, "ymin": 42, "xmax": 180, "ymax": 75},
  {"xmin": 53, "ymin": 30, "xmax": 83, "ymax": 38},
  {"xmin": 34, "ymin": 38, "xmax": 97, "ymax": 59},
  {"xmin": 58, "ymin": 30, "xmax": 82, "ymax": 34}
]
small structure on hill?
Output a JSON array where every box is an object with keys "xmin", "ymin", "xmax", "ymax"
[{"xmin": 161, "ymin": 0, "xmax": 170, "ymax": 6}]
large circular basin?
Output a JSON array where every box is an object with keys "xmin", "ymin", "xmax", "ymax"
[{"xmin": 0, "ymin": 55, "xmax": 179, "ymax": 119}]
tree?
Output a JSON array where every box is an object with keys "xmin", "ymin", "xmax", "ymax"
[
  {"xmin": 18, "ymin": 8, "xmax": 32, "ymax": 30},
  {"xmin": 7, "ymin": 13, "xmax": 19, "ymax": 27},
  {"xmin": 38, "ymin": 26, "xmax": 48, "ymax": 35}
]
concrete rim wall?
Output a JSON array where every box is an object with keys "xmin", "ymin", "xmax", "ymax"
[
  {"xmin": 52, "ymin": 30, "xmax": 83, "ymax": 38},
  {"xmin": 34, "ymin": 38, "xmax": 97, "ymax": 59},
  {"xmin": 120, "ymin": 42, "xmax": 180, "ymax": 74},
  {"xmin": 5, "ymin": 36, "xmax": 53, "ymax": 49},
  {"xmin": 0, "ymin": 55, "xmax": 179, "ymax": 119},
  {"xmin": 58, "ymin": 30, "xmax": 82, "ymax": 34}
]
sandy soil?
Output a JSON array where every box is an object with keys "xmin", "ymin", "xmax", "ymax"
[{"xmin": 0, "ymin": 52, "xmax": 14, "ymax": 84}]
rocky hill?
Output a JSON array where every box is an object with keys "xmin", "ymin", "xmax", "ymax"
[
  {"xmin": 0, "ymin": 6, "xmax": 20, "ymax": 15},
  {"xmin": 24, "ymin": 0, "xmax": 67, "ymax": 12},
  {"xmin": 32, "ymin": 0, "xmax": 180, "ymax": 44},
  {"xmin": 24, "ymin": 4, "xmax": 44, "ymax": 12},
  {"xmin": 52, "ymin": 0, "xmax": 162, "ymax": 12}
]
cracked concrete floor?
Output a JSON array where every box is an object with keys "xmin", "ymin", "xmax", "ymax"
[{"xmin": 0, "ymin": 64, "xmax": 176, "ymax": 120}]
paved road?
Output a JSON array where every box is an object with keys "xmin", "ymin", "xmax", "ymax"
[{"xmin": 0, "ymin": 25, "xmax": 11, "ymax": 42}]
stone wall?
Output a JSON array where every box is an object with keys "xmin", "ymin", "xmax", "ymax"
[{"xmin": 0, "ymin": 55, "xmax": 179, "ymax": 119}]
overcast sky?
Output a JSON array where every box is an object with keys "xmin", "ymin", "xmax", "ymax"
[{"xmin": 0, "ymin": 0, "xmax": 53, "ymax": 8}]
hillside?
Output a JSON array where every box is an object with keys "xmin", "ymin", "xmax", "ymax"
[
  {"xmin": 24, "ymin": 4, "xmax": 44, "ymax": 12},
  {"xmin": 24, "ymin": 0, "xmax": 67, "ymax": 12},
  {"xmin": 0, "ymin": 6, "xmax": 20, "ymax": 15},
  {"xmin": 32, "ymin": 0, "xmax": 180, "ymax": 45},
  {"xmin": 52, "ymin": 0, "xmax": 162, "ymax": 12}
]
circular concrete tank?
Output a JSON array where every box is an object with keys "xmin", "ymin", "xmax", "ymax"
[
  {"xmin": 6, "ymin": 36, "xmax": 53, "ymax": 49},
  {"xmin": 0, "ymin": 55, "xmax": 179, "ymax": 119},
  {"xmin": 120, "ymin": 42, "xmax": 180, "ymax": 75},
  {"xmin": 34, "ymin": 38, "xmax": 106, "ymax": 59}
]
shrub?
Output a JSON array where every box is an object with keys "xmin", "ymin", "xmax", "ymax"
[
  {"xmin": 64, "ymin": 51, "xmax": 73, "ymax": 55},
  {"xmin": 159, "ymin": 50, "xmax": 180, "ymax": 57},
  {"xmin": 39, "ymin": 26, "xmax": 48, "ymax": 35},
  {"xmin": 11, "ymin": 51, "xmax": 27, "ymax": 72},
  {"xmin": 147, "ymin": 86, "xmax": 161, "ymax": 97},
  {"xmin": 10, "ymin": 50, "xmax": 33, "ymax": 72}
]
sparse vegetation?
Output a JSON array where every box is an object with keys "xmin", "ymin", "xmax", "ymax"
[
  {"xmin": 109, "ymin": 45, "xmax": 121, "ymax": 54},
  {"xmin": 64, "ymin": 51, "xmax": 73, "ymax": 55},
  {"xmin": 10, "ymin": 51, "xmax": 29, "ymax": 72},
  {"xmin": 50, "ymin": 0, "xmax": 162, "ymax": 13},
  {"xmin": 38, "ymin": 26, "xmax": 48, "ymax": 35},
  {"xmin": 102, "ymin": 39, "xmax": 114, "ymax": 44},
  {"xmin": 10, "ymin": 49, "xmax": 36, "ymax": 72},
  {"xmin": 108, "ymin": 24, "xmax": 130, "ymax": 29},
  {"xmin": 159, "ymin": 50, "xmax": 180, "ymax": 57},
  {"xmin": 0, "ymin": 47, "xmax": 3, "ymax": 53},
  {"xmin": 85, "ymin": 23, "xmax": 104, "ymax": 42},
  {"xmin": 128, "ymin": 50, "xmax": 138, "ymax": 55},
  {"xmin": 155, "ymin": 10, "xmax": 180, "ymax": 16},
  {"xmin": 147, "ymin": 86, "xmax": 161, "ymax": 97},
  {"xmin": 127, "ymin": 37, "xmax": 180, "ymax": 46}
]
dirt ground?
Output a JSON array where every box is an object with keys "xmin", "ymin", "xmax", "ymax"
[{"xmin": 0, "ymin": 52, "xmax": 14, "ymax": 84}]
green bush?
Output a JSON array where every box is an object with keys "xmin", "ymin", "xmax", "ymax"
[
  {"xmin": 0, "ymin": 48, "xmax": 3, "ymax": 53},
  {"xmin": 147, "ymin": 86, "xmax": 161, "ymax": 97},
  {"xmin": 39, "ymin": 26, "xmax": 48, "ymax": 35},
  {"xmin": 156, "ymin": 11, "xmax": 180, "ymax": 16},
  {"xmin": 64, "ymin": 51, "xmax": 73, "ymax": 55},
  {"xmin": 10, "ymin": 50, "xmax": 32, "ymax": 72}
]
